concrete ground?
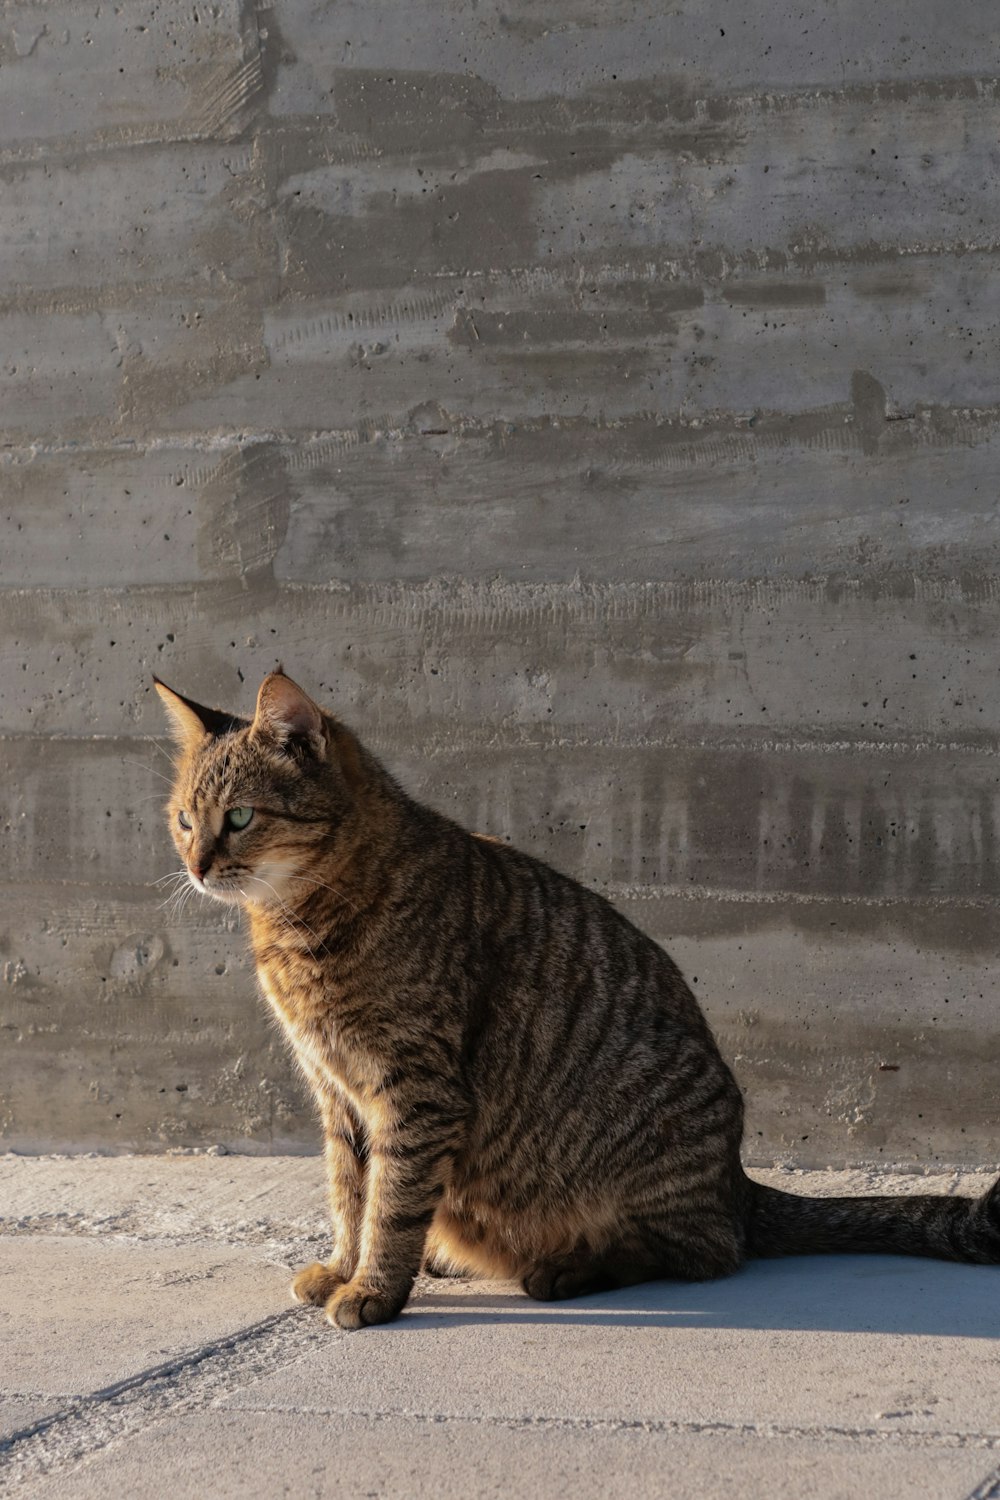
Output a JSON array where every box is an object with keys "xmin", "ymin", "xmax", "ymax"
[{"xmin": 1, "ymin": 1157, "xmax": 999, "ymax": 1498}]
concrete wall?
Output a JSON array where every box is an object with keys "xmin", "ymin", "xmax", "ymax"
[{"xmin": 2, "ymin": 1, "xmax": 999, "ymax": 1165}]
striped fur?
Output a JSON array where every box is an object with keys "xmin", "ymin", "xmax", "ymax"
[{"xmin": 155, "ymin": 672, "xmax": 1000, "ymax": 1328}]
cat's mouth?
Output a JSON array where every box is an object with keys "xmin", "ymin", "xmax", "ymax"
[
  {"xmin": 194, "ymin": 868, "xmax": 293, "ymax": 910},
  {"xmin": 193, "ymin": 872, "xmax": 245, "ymax": 907}
]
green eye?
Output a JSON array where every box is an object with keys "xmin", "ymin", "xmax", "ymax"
[
  {"xmin": 178, "ymin": 810, "xmax": 192, "ymax": 831},
  {"xmin": 226, "ymin": 806, "xmax": 254, "ymax": 831}
]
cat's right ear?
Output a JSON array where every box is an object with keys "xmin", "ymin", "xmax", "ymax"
[{"xmin": 153, "ymin": 677, "xmax": 242, "ymax": 749}]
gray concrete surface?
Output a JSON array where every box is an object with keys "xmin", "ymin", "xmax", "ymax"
[
  {"xmin": 3, "ymin": 1, "xmax": 1000, "ymax": 1163},
  {"xmin": 2, "ymin": 1156, "xmax": 1000, "ymax": 1498}
]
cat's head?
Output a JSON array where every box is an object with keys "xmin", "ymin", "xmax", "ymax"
[{"xmin": 153, "ymin": 670, "xmax": 351, "ymax": 910}]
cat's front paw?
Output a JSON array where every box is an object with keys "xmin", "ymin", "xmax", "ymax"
[
  {"xmin": 324, "ymin": 1279, "xmax": 406, "ymax": 1330},
  {"xmin": 290, "ymin": 1261, "xmax": 347, "ymax": 1307}
]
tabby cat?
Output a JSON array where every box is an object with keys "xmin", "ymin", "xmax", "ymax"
[{"xmin": 155, "ymin": 670, "xmax": 1000, "ymax": 1329}]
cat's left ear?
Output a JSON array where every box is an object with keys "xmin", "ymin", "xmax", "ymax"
[
  {"xmin": 153, "ymin": 677, "xmax": 244, "ymax": 749},
  {"xmin": 252, "ymin": 671, "xmax": 326, "ymax": 759}
]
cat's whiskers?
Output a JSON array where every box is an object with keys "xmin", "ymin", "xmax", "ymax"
[
  {"xmin": 246, "ymin": 875, "xmax": 333, "ymax": 960},
  {"xmin": 238, "ymin": 886, "xmax": 315, "ymax": 957},
  {"xmin": 154, "ymin": 868, "xmax": 203, "ymax": 920},
  {"xmin": 130, "ymin": 736, "xmax": 179, "ymax": 775},
  {"xmin": 159, "ymin": 879, "xmax": 197, "ymax": 917},
  {"xmin": 154, "ymin": 873, "xmax": 190, "ymax": 906},
  {"xmin": 148, "ymin": 735, "xmax": 178, "ymax": 769},
  {"xmin": 121, "ymin": 757, "xmax": 176, "ymax": 788},
  {"xmin": 155, "ymin": 882, "xmax": 188, "ymax": 906},
  {"xmin": 251, "ymin": 876, "xmax": 326, "ymax": 930},
  {"xmin": 285, "ymin": 871, "xmax": 361, "ymax": 917}
]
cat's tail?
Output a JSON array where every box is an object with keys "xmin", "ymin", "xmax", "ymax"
[{"xmin": 745, "ymin": 1173, "xmax": 1000, "ymax": 1264}]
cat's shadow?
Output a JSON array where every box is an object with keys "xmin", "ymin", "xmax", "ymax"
[{"xmin": 402, "ymin": 1255, "xmax": 1000, "ymax": 1338}]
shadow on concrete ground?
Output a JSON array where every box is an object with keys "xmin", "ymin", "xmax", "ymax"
[{"xmin": 403, "ymin": 1255, "xmax": 1000, "ymax": 1337}]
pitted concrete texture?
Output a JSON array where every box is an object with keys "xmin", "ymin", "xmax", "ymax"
[
  {"xmin": 22, "ymin": 1414, "xmax": 998, "ymax": 1500},
  {"xmin": 2, "ymin": 0, "xmax": 1000, "ymax": 1162},
  {"xmin": 1, "ymin": 1240, "xmax": 289, "ymax": 1393},
  {"xmin": 2, "ymin": 1158, "xmax": 1000, "ymax": 1498}
]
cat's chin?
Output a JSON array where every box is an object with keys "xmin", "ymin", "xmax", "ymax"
[
  {"xmin": 195, "ymin": 868, "xmax": 293, "ymax": 909},
  {"xmin": 198, "ymin": 881, "xmax": 245, "ymax": 907}
]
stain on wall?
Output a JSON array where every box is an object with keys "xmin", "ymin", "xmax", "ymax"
[{"xmin": 1, "ymin": 0, "xmax": 998, "ymax": 1164}]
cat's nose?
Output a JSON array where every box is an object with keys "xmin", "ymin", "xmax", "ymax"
[{"xmin": 190, "ymin": 854, "xmax": 213, "ymax": 882}]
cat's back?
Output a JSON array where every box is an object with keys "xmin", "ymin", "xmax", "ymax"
[
  {"xmin": 459, "ymin": 828, "xmax": 728, "ymax": 1099},
  {"xmin": 468, "ymin": 829, "xmax": 706, "ymax": 1023}
]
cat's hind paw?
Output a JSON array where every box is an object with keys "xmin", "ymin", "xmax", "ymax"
[
  {"xmin": 290, "ymin": 1261, "xmax": 346, "ymax": 1307},
  {"xmin": 522, "ymin": 1259, "xmax": 614, "ymax": 1302}
]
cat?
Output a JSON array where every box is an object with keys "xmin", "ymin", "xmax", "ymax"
[{"xmin": 155, "ymin": 669, "xmax": 1000, "ymax": 1329}]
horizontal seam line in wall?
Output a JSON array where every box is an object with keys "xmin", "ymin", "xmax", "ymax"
[
  {"xmin": 3, "ymin": 576, "xmax": 1000, "ymax": 609},
  {"xmin": 4, "ymin": 732, "xmax": 1000, "ymax": 756},
  {"xmin": 5, "ymin": 74, "xmax": 1000, "ymax": 164},
  {"xmin": 3, "ymin": 877, "xmax": 999, "ymax": 913},
  {"xmin": 6, "ymin": 394, "xmax": 1000, "ymax": 454},
  {"xmin": 607, "ymin": 885, "xmax": 1000, "ymax": 910}
]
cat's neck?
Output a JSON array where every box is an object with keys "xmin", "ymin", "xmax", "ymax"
[{"xmin": 246, "ymin": 750, "xmax": 415, "ymax": 956}]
